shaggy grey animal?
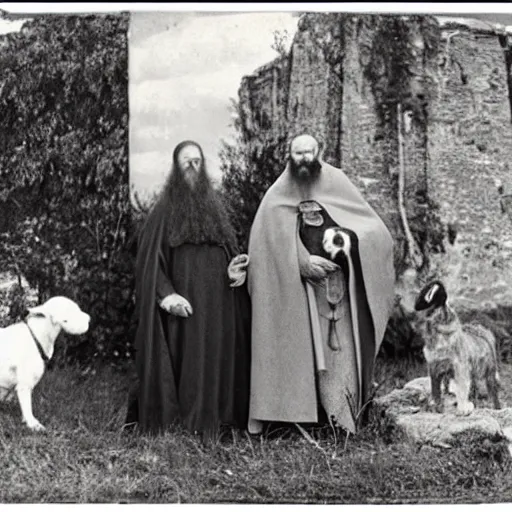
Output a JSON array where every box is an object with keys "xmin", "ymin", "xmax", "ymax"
[{"xmin": 414, "ymin": 280, "xmax": 501, "ymax": 415}]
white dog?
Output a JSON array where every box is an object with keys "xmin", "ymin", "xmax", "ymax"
[{"xmin": 0, "ymin": 296, "xmax": 90, "ymax": 431}]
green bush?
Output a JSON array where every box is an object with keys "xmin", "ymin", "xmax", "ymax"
[
  {"xmin": 220, "ymin": 130, "xmax": 288, "ymax": 252},
  {"xmin": 0, "ymin": 13, "xmax": 133, "ymax": 367}
]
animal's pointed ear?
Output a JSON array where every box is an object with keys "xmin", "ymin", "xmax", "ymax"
[
  {"xmin": 424, "ymin": 283, "xmax": 440, "ymax": 304},
  {"xmin": 415, "ymin": 281, "xmax": 447, "ymax": 311}
]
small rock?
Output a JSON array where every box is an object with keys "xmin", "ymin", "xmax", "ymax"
[{"xmin": 372, "ymin": 376, "xmax": 512, "ymax": 449}]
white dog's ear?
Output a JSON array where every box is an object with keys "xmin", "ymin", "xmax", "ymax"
[{"xmin": 27, "ymin": 305, "xmax": 55, "ymax": 324}]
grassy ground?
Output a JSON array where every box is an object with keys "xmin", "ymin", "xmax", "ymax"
[{"xmin": 1, "ymin": 359, "xmax": 512, "ymax": 504}]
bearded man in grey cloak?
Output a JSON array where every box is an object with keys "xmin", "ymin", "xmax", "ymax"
[{"xmin": 246, "ymin": 134, "xmax": 395, "ymax": 435}]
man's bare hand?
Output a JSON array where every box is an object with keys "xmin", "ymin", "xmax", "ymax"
[
  {"xmin": 300, "ymin": 255, "xmax": 340, "ymax": 283},
  {"xmin": 160, "ymin": 293, "xmax": 193, "ymax": 317},
  {"xmin": 228, "ymin": 254, "xmax": 249, "ymax": 287},
  {"xmin": 310, "ymin": 255, "xmax": 340, "ymax": 273}
]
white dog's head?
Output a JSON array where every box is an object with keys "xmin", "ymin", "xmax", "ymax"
[{"xmin": 28, "ymin": 296, "xmax": 91, "ymax": 335}]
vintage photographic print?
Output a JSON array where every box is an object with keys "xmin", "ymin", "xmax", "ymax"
[{"xmin": 1, "ymin": 1, "xmax": 512, "ymax": 507}]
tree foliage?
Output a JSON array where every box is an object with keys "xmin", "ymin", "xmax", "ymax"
[
  {"xmin": 270, "ymin": 29, "xmax": 290, "ymax": 58},
  {"xmin": 219, "ymin": 113, "xmax": 288, "ymax": 252},
  {"xmin": 0, "ymin": 14, "xmax": 133, "ymax": 367}
]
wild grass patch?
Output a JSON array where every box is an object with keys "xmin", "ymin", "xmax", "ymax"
[{"xmin": 0, "ymin": 361, "xmax": 511, "ymax": 503}]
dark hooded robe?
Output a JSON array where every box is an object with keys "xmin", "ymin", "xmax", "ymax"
[
  {"xmin": 247, "ymin": 160, "xmax": 395, "ymax": 434},
  {"xmin": 126, "ymin": 191, "xmax": 251, "ymax": 439}
]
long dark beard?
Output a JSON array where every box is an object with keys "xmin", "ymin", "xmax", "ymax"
[
  {"xmin": 289, "ymin": 157, "xmax": 322, "ymax": 184},
  {"xmin": 160, "ymin": 163, "xmax": 238, "ymax": 253}
]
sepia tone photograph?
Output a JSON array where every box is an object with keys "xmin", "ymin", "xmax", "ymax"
[{"xmin": 1, "ymin": 1, "xmax": 512, "ymax": 506}]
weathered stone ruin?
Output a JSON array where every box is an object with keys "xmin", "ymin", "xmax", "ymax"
[{"xmin": 237, "ymin": 13, "xmax": 512, "ymax": 274}]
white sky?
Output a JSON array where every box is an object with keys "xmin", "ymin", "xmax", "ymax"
[{"xmin": 0, "ymin": 18, "xmax": 28, "ymax": 34}]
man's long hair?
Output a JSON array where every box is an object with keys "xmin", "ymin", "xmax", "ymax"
[{"xmin": 157, "ymin": 140, "xmax": 238, "ymax": 253}]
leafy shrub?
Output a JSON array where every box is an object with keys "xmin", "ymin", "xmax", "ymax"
[
  {"xmin": 0, "ymin": 13, "xmax": 133, "ymax": 367},
  {"xmin": 220, "ymin": 128, "xmax": 288, "ymax": 252}
]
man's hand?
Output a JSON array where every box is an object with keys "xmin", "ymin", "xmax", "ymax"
[
  {"xmin": 159, "ymin": 293, "xmax": 193, "ymax": 317},
  {"xmin": 228, "ymin": 254, "xmax": 249, "ymax": 287},
  {"xmin": 300, "ymin": 254, "xmax": 340, "ymax": 284}
]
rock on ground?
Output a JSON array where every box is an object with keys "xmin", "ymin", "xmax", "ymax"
[{"xmin": 371, "ymin": 376, "xmax": 512, "ymax": 450}]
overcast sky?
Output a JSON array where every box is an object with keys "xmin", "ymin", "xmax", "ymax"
[
  {"xmin": 128, "ymin": 11, "xmax": 299, "ymax": 201},
  {"xmin": 0, "ymin": 17, "xmax": 27, "ymax": 34}
]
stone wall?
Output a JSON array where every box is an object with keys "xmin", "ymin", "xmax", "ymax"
[
  {"xmin": 237, "ymin": 15, "xmax": 343, "ymax": 160},
  {"xmin": 285, "ymin": 17, "xmax": 342, "ymax": 162},
  {"xmin": 238, "ymin": 55, "xmax": 290, "ymax": 149},
  {"xmin": 338, "ymin": 15, "xmax": 440, "ymax": 268},
  {"xmin": 428, "ymin": 22, "xmax": 512, "ymax": 254}
]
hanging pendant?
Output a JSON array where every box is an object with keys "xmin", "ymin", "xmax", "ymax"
[
  {"xmin": 328, "ymin": 317, "xmax": 341, "ymax": 351},
  {"xmin": 326, "ymin": 270, "xmax": 345, "ymax": 306},
  {"xmin": 298, "ymin": 200, "xmax": 324, "ymax": 227},
  {"xmin": 303, "ymin": 211, "xmax": 324, "ymax": 227}
]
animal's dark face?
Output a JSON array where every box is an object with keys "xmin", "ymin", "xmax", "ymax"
[
  {"xmin": 332, "ymin": 231, "xmax": 344, "ymax": 248},
  {"xmin": 414, "ymin": 280, "xmax": 448, "ymax": 313}
]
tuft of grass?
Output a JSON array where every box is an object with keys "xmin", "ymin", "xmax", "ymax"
[{"xmin": 0, "ymin": 361, "xmax": 512, "ymax": 503}]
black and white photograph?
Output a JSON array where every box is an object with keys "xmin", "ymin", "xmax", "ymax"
[{"xmin": 1, "ymin": 1, "xmax": 512, "ymax": 506}]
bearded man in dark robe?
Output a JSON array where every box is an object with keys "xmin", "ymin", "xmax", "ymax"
[
  {"xmin": 247, "ymin": 134, "xmax": 395, "ymax": 435},
  {"xmin": 125, "ymin": 140, "xmax": 251, "ymax": 441}
]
